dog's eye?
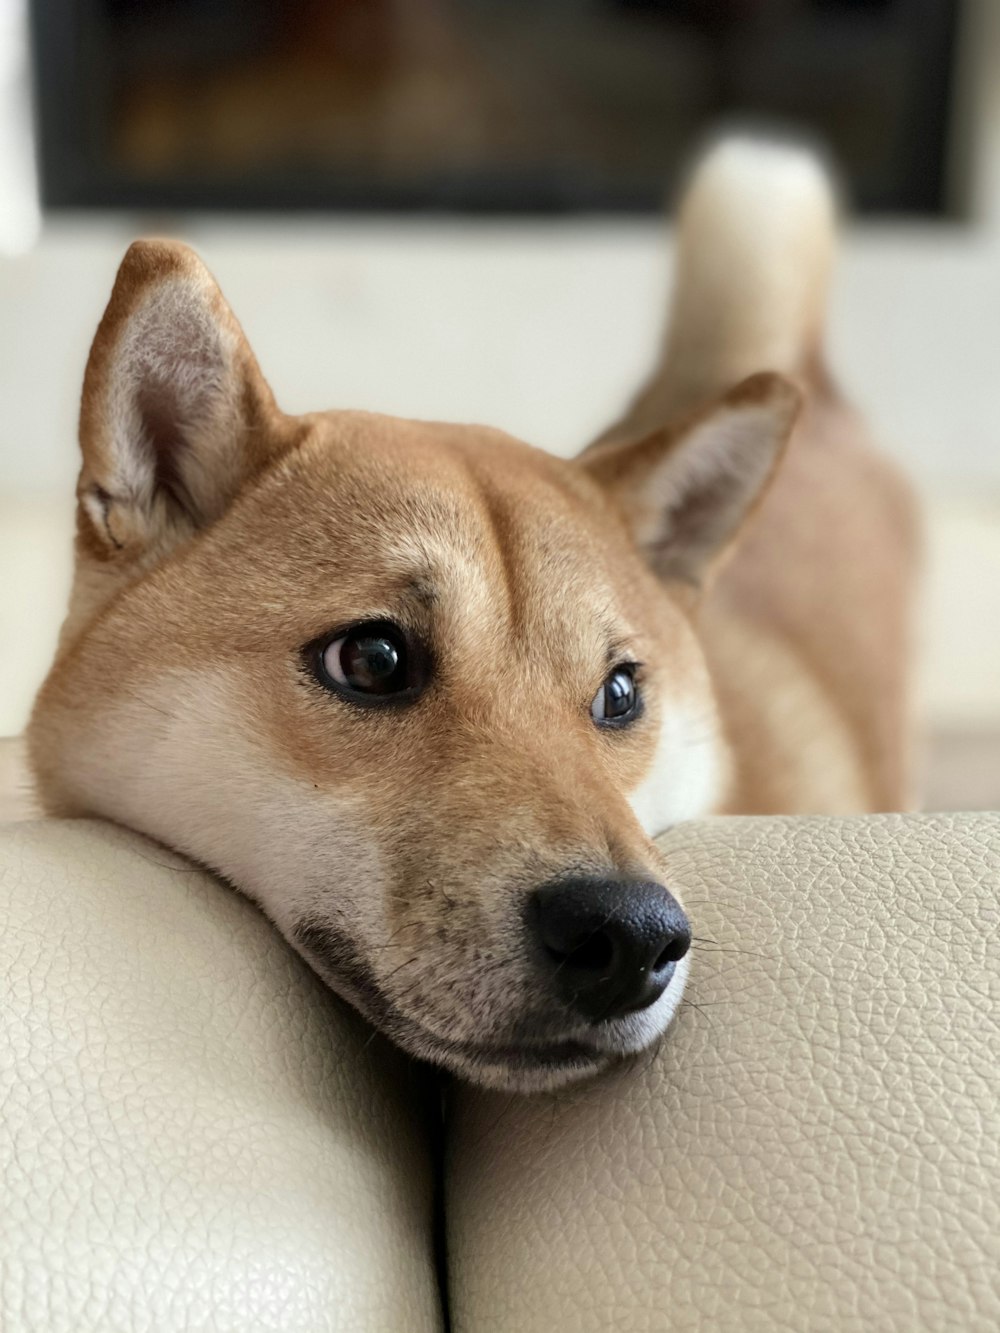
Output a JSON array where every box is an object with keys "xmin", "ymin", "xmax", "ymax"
[
  {"xmin": 313, "ymin": 621, "xmax": 420, "ymax": 702},
  {"xmin": 591, "ymin": 665, "xmax": 640, "ymax": 727}
]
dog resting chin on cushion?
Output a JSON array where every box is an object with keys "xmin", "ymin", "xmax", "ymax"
[{"xmin": 27, "ymin": 137, "xmax": 917, "ymax": 1092}]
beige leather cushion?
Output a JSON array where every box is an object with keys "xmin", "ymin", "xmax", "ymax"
[
  {"xmin": 0, "ymin": 735, "xmax": 36, "ymax": 822},
  {"xmin": 448, "ymin": 814, "xmax": 1000, "ymax": 1332},
  {"xmin": 1, "ymin": 819, "xmax": 442, "ymax": 1333}
]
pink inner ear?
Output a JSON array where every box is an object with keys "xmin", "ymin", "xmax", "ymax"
[
  {"xmin": 105, "ymin": 280, "xmax": 237, "ymax": 521},
  {"xmin": 119, "ymin": 282, "xmax": 230, "ymax": 431},
  {"xmin": 135, "ymin": 379, "xmax": 195, "ymax": 517},
  {"xmin": 606, "ymin": 384, "xmax": 799, "ymax": 585}
]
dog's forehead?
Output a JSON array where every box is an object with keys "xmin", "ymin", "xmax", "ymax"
[
  {"xmin": 249, "ymin": 412, "xmax": 634, "ymax": 617},
  {"xmin": 137, "ymin": 410, "xmax": 672, "ymax": 675},
  {"xmin": 291, "ymin": 411, "xmax": 601, "ymax": 540}
]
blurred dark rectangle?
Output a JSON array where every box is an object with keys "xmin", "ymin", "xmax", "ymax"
[{"xmin": 32, "ymin": 0, "xmax": 961, "ymax": 215}]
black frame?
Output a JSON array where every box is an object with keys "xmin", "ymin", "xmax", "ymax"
[{"xmin": 31, "ymin": 0, "xmax": 963, "ymax": 216}]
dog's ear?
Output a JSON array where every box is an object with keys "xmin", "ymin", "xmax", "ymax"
[
  {"xmin": 583, "ymin": 372, "xmax": 801, "ymax": 588},
  {"xmin": 77, "ymin": 240, "xmax": 290, "ymax": 563}
]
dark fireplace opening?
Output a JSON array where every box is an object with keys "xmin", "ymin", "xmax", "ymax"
[{"xmin": 32, "ymin": 0, "xmax": 961, "ymax": 215}]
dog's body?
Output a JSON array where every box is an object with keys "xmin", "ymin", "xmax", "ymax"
[
  {"xmin": 598, "ymin": 142, "xmax": 917, "ymax": 818},
  {"xmin": 27, "ymin": 139, "xmax": 917, "ymax": 1090}
]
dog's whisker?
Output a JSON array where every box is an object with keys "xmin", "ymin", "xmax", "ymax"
[
  {"xmin": 689, "ymin": 942, "xmax": 767, "ymax": 961},
  {"xmin": 380, "ymin": 955, "xmax": 421, "ymax": 985},
  {"xmin": 637, "ymin": 1033, "xmax": 665, "ymax": 1080},
  {"xmin": 125, "ymin": 693, "xmax": 177, "ymax": 724},
  {"xmin": 680, "ymin": 996, "xmax": 719, "ymax": 1028},
  {"xmin": 359, "ymin": 1023, "xmax": 386, "ymax": 1056}
]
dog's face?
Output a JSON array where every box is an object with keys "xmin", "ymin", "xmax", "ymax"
[{"xmin": 29, "ymin": 243, "xmax": 798, "ymax": 1090}]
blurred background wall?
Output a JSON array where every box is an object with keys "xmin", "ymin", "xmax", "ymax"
[{"xmin": 1, "ymin": 0, "xmax": 998, "ymax": 801}]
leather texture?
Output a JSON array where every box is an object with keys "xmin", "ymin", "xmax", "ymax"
[
  {"xmin": 0, "ymin": 819, "xmax": 442, "ymax": 1333},
  {"xmin": 447, "ymin": 814, "xmax": 1000, "ymax": 1332},
  {"xmin": 0, "ymin": 735, "xmax": 36, "ymax": 822}
]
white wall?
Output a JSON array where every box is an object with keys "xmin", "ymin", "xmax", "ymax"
[{"xmin": 2, "ymin": 215, "xmax": 1000, "ymax": 498}]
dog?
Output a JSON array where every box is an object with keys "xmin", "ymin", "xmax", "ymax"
[{"xmin": 27, "ymin": 138, "xmax": 918, "ymax": 1092}]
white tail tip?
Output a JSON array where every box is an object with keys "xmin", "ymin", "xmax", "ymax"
[{"xmin": 664, "ymin": 134, "xmax": 839, "ymax": 403}]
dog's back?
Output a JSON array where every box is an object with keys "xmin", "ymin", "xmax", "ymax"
[{"xmin": 603, "ymin": 139, "xmax": 920, "ymax": 813}]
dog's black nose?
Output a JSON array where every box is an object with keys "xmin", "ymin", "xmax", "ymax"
[{"xmin": 530, "ymin": 877, "xmax": 691, "ymax": 1023}]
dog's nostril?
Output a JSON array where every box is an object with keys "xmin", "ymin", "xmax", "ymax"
[
  {"xmin": 654, "ymin": 932, "xmax": 690, "ymax": 971},
  {"xmin": 548, "ymin": 933, "xmax": 615, "ymax": 972},
  {"xmin": 531, "ymin": 876, "xmax": 690, "ymax": 1023}
]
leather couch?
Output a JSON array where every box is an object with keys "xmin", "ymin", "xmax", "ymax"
[{"xmin": 2, "ymin": 744, "xmax": 998, "ymax": 1329}]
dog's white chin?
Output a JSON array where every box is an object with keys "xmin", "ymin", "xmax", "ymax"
[
  {"xmin": 449, "ymin": 1048, "xmax": 615, "ymax": 1094},
  {"xmin": 424, "ymin": 951, "xmax": 692, "ymax": 1094}
]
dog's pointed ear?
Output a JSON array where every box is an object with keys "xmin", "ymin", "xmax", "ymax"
[
  {"xmin": 582, "ymin": 372, "xmax": 801, "ymax": 589},
  {"xmin": 77, "ymin": 240, "xmax": 290, "ymax": 562}
]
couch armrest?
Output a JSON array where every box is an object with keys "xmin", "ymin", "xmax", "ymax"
[
  {"xmin": 0, "ymin": 736, "xmax": 36, "ymax": 822},
  {"xmin": 0, "ymin": 819, "xmax": 443, "ymax": 1333},
  {"xmin": 447, "ymin": 814, "xmax": 1000, "ymax": 1332}
]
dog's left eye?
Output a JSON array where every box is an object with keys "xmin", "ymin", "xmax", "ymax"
[
  {"xmin": 312, "ymin": 620, "xmax": 423, "ymax": 704},
  {"xmin": 591, "ymin": 665, "xmax": 640, "ymax": 727}
]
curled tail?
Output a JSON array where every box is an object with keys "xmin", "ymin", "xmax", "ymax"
[{"xmin": 602, "ymin": 135, "xmax": 839, "ymax": 440}]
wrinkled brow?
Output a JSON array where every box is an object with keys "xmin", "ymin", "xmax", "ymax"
[{"xmin": 404, "ymin": 575, "xmax": 438, "ymax": 608}]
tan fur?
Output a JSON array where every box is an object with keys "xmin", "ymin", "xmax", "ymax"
[
  {"xmin": 26, "ymin": 138, "xmax": 918, "ymax": 1091},
  {"xmin": 600, "ymin": 137, "xmax": 918, "ymax": 814}
]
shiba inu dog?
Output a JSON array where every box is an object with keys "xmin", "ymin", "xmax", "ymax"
[{"xmin": 27, "ymin": 138, "xmax": 917, "ymax": 1091}]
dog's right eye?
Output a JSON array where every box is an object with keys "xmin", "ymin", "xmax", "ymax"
[{"xmin": 311, "ymin": 621, "xmax": 424, "ymax": 705}]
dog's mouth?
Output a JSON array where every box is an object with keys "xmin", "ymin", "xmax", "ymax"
[
  {"xmin": 291, "ymin": 915, "xmax": 676, "ymax": 1090},
  {"xmin": 376, "ymin": 1016, "xmax": 619, "ymax": 1091},
  {"xmin": 349, "ymin": 978, "xmax": 617, "ymax": 1090}
]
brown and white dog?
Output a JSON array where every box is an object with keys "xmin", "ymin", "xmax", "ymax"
[{"xmin": 27, "ymin": 138, "xmax": 917, "ymax": 1091}]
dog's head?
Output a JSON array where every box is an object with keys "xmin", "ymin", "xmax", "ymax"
[{"xmin": 29, "ymin": 243, "xmax": 798, "ymax": 1090}]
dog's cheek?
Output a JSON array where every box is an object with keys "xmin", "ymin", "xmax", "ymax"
[
  {"xmin": 57, "ymin": 664, "xmax": 540, "ymax": 1044},
  {"xmin": 626, "ymin": 698, "xmax": 728, "ymax": 836},
  {"xmin": 52, "ymin": 667, "xmax": 393, "ymax": 938}
]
